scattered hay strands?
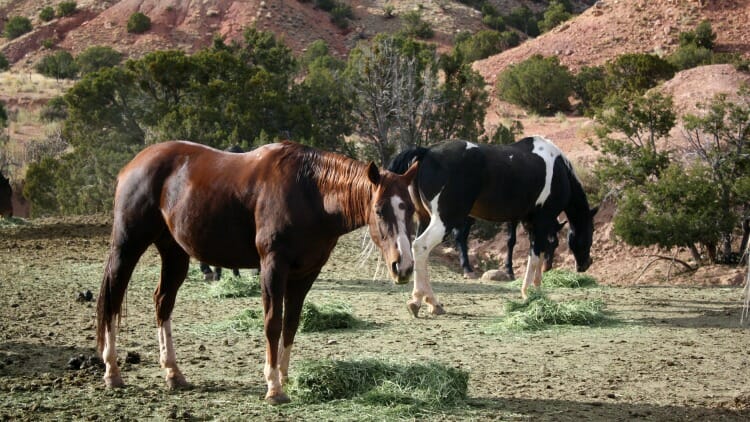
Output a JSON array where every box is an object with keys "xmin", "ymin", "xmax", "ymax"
[
  {"xmin": 491, "ymin": 290, "xmax": 606, "ymax": 332},
  {"xmin": 289, "ymin": 358, "xmax": 468, "ymax": 408},
  {"xmin": 507, "ymin": 269, "xmax": 598, "ymax": 289}
]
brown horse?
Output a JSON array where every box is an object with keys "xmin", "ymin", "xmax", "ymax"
[{"xmin": 96, "ymin": 140, "xmax": 418, "ymax": 404}]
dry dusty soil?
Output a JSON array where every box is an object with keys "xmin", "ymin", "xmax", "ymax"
[{"xmin": 1, "ymin": 215, "xmax": 749, "ymax": 421}]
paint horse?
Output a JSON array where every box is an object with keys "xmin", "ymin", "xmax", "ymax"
[
  {"xmin": 96, "ymin": 140, "xmax": 418, "ymax": 404},
  {"xmin": 0, "ymin": 172, "xmax": 12, "ymax": 218},
  {"xmin": 400, "ymin": 136, "xmax": 597, "ymax": 316},
  {"xmin": 199, "ymin": 144, "xmax": 245, "ymax": 281},
  {"xmin": 388, "ymin": 152, "xmax": 566, "ymax": 279}
]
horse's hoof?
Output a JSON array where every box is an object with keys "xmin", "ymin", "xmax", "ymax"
[
  {"xmin": 104, "ymin": 375, "xmax": 125, "ymax": 388},
  {"xmin": 431, "ymin": 304, "xmax": 446, "ymax": 316},
  {"xmin": 407, "ymin": 302, "xmax": 421, "ymax": 318},
  {"xmin": 265, "ymin": 392, "xmax": 291, "ymax": 405},
  {"xmin": 166, "ymin": 375, "xmax": 191, "ymax": 390},
  {"xmin": 463, "ymin": 271, "xmax": 478, "ymax": 279}
]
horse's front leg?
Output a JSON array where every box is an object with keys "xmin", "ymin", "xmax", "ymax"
[
  {"xmin": 410, "ymin": 214, "xmax": 447, "ymax": 317},
  {"xmin": 261, "ymin": 254, "xmax": 290, "ymax": 404},
  {"xmin": 521, "ymin": 250, "xmax": 540, "ymax": 300}
]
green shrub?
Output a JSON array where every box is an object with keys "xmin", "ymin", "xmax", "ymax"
[
  {"xmin": 539, "ymin": 0, "xmax": 572, "ymax": 33},
  {"xmin": 604, "ymin": 53, "xmax": 675, "ymax": 95},
  {"xmin": 40, "ymin": 96, "xmax": 68, "ymax": 121},
  {"xmin": 401, "ymin": 10, "xmax": 434, "ymax": 39},
  {"xmin": 127, "ymin": 12, "xmax": 151, "ymax": 34},
  {"xmin": 290, "ymin": 359, "xmax": 468, "ymax": 406},
  {"xmin": 667, "ymin": 43, "xmax": 713, "ymax": 70},
  {"xmin": 330, "ymin": 4, "xmax": 353, "ymax": 29},
  {"xmin": 679, "ymin": 19, "xmax": 716, "ymax": 50},
  {"xmin": 75, "ymin": 45, "xmax": 122, "ymax": 75},
  {"xmin": 41, "ymin": 38, "xmax": 55, "ymax": 49},
  {"xmin": 496, "ymin": 54, "xmax": 573, "ymax": 115},
  {"xmin": 314, "ymin": 0, "xmax": 336, "ymax": 12},
  {"xmin": 482, "ymin": 15, "xmax": 505, "ymax": 31},
  {"xmin": 572, "ymin": 65, "xmax": 606, "ymax": 115},
  {"xmin": 35, "ymin": 50, "xmax": 78, "ymax": 79},
  {"xmin": 0, "ymin": 53, "xmax": 9, "ymax": 71},
  {"xmin": 39, "ymin": 6, "xmax": 55, "ymax": 22},
  {"xmin": 4, "ymin": 16, "xmax": 33, "ymax": 39},
  {"xmin": 455, "ymin": 29, "xmax": 519, "ymax": 63},
  {"xmin": 56, "ymin": 1, "xmax": 77, "ymax": 17}
]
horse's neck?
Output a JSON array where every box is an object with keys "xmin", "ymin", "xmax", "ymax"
[
  {"xmin": 565, "ymin": 172, "xmax": 592, "ymax": 232},
  {"xmin": 315, "ymin": 157, "xmax": 372, "ymax": 232}
]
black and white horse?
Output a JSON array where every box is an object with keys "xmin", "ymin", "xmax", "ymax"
[
  {"xmin": 393, "ymin": 136, "xmax": 597, "ymax": 316},
  {"xmin": 390, "ymin": 148, "xmax": 566, "ymax": 279}
]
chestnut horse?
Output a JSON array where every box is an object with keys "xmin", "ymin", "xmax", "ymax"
[{"xmin": 96, "ymin": 140, "xmax": 418, "ymax": 404}]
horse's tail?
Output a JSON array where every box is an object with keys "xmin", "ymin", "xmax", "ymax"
[{"xmin": 387, "ymin": 147, "xmax": 429, "ymax": 175}]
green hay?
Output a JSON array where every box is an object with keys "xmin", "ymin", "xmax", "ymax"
[
  {"xmin": 0, "ymin": 217, "xmax": 30, "ymax": 228},
  {"xmin": 289, "ymin": 359, "xmax": 468, "ymax": 407},
  {"xmin": 300, "ymin": 302, "xmax": 363, "ymax": 332},
  {"xmin": 493, "ymin": 289, "xmax": 605, "ymax": 331},
  {"xmin": 507, "ymin": 269, "xmax": 598, "ymax": 289},
  {"xmin": 226, "ymin": 308, "xmax": 264, "ymax": 332},
  {"xmin": 209, "ymin": 273, "xmax": 261, "ymax": 298}
]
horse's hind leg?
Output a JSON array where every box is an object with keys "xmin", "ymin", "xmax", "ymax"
[
  {"xmin": 97, "ymin": 230, "xmax": 153, "ymax": 388},
  {"xmin": 153, "ymin": 234, "xmax": 190, "ymax": 389},
  {"xmin": 505, "ymin": 221, "xmax": 517, "ymax": 279},
  {"xmin": 454, "ymin": 217, "xmax": 476, "ymax": 279}
]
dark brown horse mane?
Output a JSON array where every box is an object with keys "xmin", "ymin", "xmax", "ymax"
[{"xmin": 294, "ymin": 144, "xmax": 373, "ymax": 231}]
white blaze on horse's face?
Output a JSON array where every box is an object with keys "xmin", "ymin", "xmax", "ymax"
[
  {"xmin": 367, "ymin": 165, "xmax": 417, "ymax": 284},
  {"xmin": 531, "ymin": 135, "xmax": 563, "ymax": 206}
]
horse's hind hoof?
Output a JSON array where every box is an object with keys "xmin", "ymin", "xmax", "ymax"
[
  {"xmin": 407, "ymin": 301, "xmax": 421, "ymax": 318},
  {"xmin": 265, "ymin": 392, "xmax": 291, "ymax": 405},
  {"xmin": 431, "ymin": 304, "xmax": 446, "ymax": 315},
  {"xmin": 104, "ymin": 375, "xmax": 125, "ymax": 388},
  {"xmin": 166, "ymin": 375, "xmax": 192, "ymax": 390}
]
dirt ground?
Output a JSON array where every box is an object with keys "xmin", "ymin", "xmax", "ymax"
[{"xmin": 1, "ymin": 215, "xmax": 749, "ymax": 421}]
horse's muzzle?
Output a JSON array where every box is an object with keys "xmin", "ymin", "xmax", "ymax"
[
  {"xmin": 577, "ymin": 258, "xmax": 592, "ymax": 272},
  {"xmin": 391, "ymin": 264, "xmax": 413, "ymax": 284}
]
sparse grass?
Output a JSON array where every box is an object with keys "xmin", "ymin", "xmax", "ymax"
[
  {"xmin": 0, "ymin": 71, "xmax": 73, "ymax": 97},
  {"xmin": 490, "ymin": 289, "xmax": 606, "ymax": 332},
  {"xmin": 225, "ymin": 308, "xmax": 264, "ymax": 332},
  {"xmin": 208, "ymin": 273, "xmax": 261, "ymax": 298},
  {"xmin": 289, "ymin": 358, "xmax": 468, "ymax": 409},
  {"xmin": 300, "ymin": 301, "xmax": 365, "ymax": 332},
  {"xmin": 508, "ymin": 269, "xmax": 598, "ymax": 289}
]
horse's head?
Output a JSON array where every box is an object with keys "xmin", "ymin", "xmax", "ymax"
[
  {"xmin": 0, "ymin": 173, "xmax": 13, "ymax": 218},
  {"xmin": 567, "ymin": 207, "xmax": 598, "ymax": 272},
  {"xmin": 365, "ymin": 161, "xmax": 418, "ymax": 284}
]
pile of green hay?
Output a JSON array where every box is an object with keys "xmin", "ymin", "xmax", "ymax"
[
  {"xmin": 289, "ymin": 359, "xmax": 468, "ymax": 407},
  {"xmin": 209, "ymin": 274, "xmax": 261, "ymax": 298},
  {"xmin": 300, "ymin": 302, "xmax": 363, "ymax": 332},
  {"xmin": 226, "ymin": 308, "xmax": 264, "ymax": 332},
  {"xmin": 507, "ymin": 269, "xmax": 598, "ymax": 289},
  {"xmin": 493, "ymin": 290, "xmax": 605, "ymax": 331}
]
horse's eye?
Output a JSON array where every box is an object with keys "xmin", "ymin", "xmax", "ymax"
[
  {"xmin": 375, "ymin": 207, "xmax": 383, "ymax": 217},
  {"xmin": 398, "ymin": 202, "xmax": 406, "ymax": 210}
]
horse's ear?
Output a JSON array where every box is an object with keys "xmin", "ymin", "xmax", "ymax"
[
  {"xmin": 366, "ymin": 162, "xmax": 381, "ymax": 185},
  {"xmin": 402, "ymin": 161, "xmax": 419, "ymax": 183},
  {"xmin": 590, "ymin": 206, "xmax": 599, "ymax": 217}
]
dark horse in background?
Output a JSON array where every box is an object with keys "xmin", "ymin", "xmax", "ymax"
[
  {"xmin": 389, "ymin": 151, "xmax": 566, "ymax": 279},
  {"xmin": 97, "ymin": 140, "xmax": 418, "ymax": 404},
  {"xmin": 394, "ymin": 136, "xmax": 597, "ymax": 316},
  {"xmin": 199, "ymin": 144, "xmax": 244, "ymax": 281},
  {"xmin": 0, "ymin": 172, "xmax": 12, "ymax": 218}
]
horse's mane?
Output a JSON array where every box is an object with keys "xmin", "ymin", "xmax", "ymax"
[
  {"xmin": 387, "ymin": 147, "xmax": 429, "ymax": 174},
  {"xmin": 296, "ymin": 146, "xmax": 373, "ymax": 230}
]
